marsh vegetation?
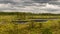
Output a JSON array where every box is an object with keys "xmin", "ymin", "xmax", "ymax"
[{"xmin": 0, "ymin": 12, "xmax": 60, "ymax": 34}]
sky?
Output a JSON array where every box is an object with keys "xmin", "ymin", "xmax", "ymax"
[{"xmin": 0, "ymin": 0, "xmax": 60, "ymax": 14}]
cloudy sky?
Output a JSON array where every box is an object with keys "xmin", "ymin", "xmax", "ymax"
[{"xmin": 0, "ymin": 0, "xmax": 60, "ymax": 14}]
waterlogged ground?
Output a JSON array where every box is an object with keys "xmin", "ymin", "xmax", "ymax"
[{"xmin": 0, "ymin": 13, "xmax": 60, "ymax": 34}]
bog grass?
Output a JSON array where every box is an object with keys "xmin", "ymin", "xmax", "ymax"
[{"xmin": 0, "ymin": 12, "xmax": 60, "ymax": 34}]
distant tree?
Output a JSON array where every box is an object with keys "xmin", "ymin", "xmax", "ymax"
[{"xmin": 39, "ymin": 23, "xmax": 43, "ymax": 28}]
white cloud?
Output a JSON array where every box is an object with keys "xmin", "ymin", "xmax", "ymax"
[
  {"xmin": 0, "ymin": 0, "xmax": 60, "ymax": 14},
  {"xmin": 0, "ymin": 3, "xmax": 60, "ymax": 14}
]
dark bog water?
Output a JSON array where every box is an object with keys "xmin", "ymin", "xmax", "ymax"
[
  {"xmin": 29, "ymin": 17, "xmax": 59, "ymax": 19},
  {"xmin": 12, "ymin": 20, "xmax": 28, "ymax": 23},
  {"xmin": 32, "ymin": 19, "xmax": 48, "ymax": 22}
]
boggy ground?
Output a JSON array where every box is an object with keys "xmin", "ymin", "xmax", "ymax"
[{"xmin": 0, "ymin": 12, "xmax": 60, "ymax": 34}]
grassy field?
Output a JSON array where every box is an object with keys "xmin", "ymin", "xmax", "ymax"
[{"xmin": 0, "ymin": 12, "xmax": 60, "ymax": 34}]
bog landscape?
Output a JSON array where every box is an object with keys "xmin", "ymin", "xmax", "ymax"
[{"xmin": 0, "ymin": 12, "xmax": 60, "ymax": 34}]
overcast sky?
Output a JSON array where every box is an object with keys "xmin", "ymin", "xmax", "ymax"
[{"xmin": 0, "ymin": 0, "xmax": 60, "ymax": 14}]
